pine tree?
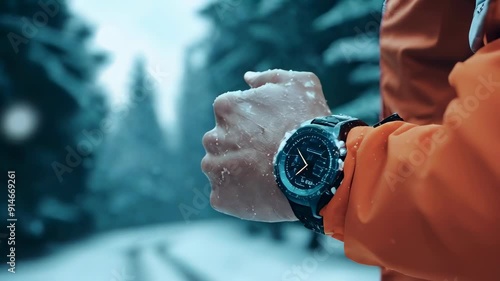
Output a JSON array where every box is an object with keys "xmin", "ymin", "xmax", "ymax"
[
  {"xmin": 0, "ymin": 0, "xmax": 108, "ymax": 258},
  {"xmin": 88, "ymin": 58, "xmax": 177, "ymax": 230}
]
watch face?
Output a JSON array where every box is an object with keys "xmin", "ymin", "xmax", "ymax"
[{"xmin": 275, "ymin": 125, "xmax": 340, "ymax": 200}]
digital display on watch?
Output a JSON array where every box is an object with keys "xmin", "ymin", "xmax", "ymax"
[{"xmin": 281, "ymin": 131, "xmax": 337, "ymax": 191}]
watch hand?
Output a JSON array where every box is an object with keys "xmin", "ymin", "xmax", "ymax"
[
  {"xmin": 297, "ymin": 148, "xmax": 307, "ymax": 165},
  {"xmin": 295, "ymin": 163, "xmax": 308, "ymax": 175}
]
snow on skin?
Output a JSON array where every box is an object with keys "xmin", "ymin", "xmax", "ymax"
[
  {"xmin": 304, "ymin": 80, "xmax": 316, "ymax": 88},
  {"xmin": 244, "ymin": 103, "xmax": 253, "ymax": 114},
  {"xmin": 221, "ymin": 167, "xmax": 230, "ymax": 181},
  {"xmin": 306, "ymin": 91, "xmax": 316, "ymax": 99}
]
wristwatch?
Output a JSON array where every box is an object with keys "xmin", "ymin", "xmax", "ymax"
[{"xmin": 273, "ymin": 113, "xmax": 403, "ymax": 234}]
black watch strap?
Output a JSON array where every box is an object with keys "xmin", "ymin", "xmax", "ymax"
[
  {"xmin": 311, "ymin": 114, "xmax": 354, "ymax": 127},
  {"xmin": 289, "ymin": 113, "xmax": 404, "ymax": 234},
  {"xmin": 289, "ymin": 201, "xmax": 325, "ymax": 234},
  {"xmin": 290, "ymin": 115, "xmax": 352, "ymax": 234}
]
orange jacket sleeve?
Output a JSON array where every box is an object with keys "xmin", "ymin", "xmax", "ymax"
[
  {"xmin": 379, "ymin": 0, "xmax": 475, "ymax": 125},
  {"xmin": 320, "ymin": 17, "xmax": 500, "ymax": 281}
]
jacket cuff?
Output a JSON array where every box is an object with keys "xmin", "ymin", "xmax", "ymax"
[{"xmin": 319, "ymin": 126, "xmax": 371, "ymax": 240}]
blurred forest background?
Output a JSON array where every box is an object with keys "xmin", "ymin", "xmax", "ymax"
[{"xmin": 0, "ymin": 0, "xmax": 382, "ymax": 280}]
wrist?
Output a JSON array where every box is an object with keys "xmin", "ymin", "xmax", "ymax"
[
  {"xmin": 319, "ymin": 113, "xmax": 404, "ymax": 237},
  {"xmin": 273, "ymin": 114, "xmax": 368, "ymax": 233}
]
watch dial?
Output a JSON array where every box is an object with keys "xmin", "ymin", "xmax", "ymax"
[{"xmin": 283, "ymin": 132, "xmax": 336, "ymax": 190}]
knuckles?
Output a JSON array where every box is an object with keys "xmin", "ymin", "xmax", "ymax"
[
  {"xmin": 302, "ymin": 71, "xmax": 319, "ymax": 80},
  {"xmin": 267, "ymin": 71, "xmax": 284, "ymax": 84},
  {"xmin": 209, "ymin": 191, "xmax": 221, "ymax": 210},
  {"xmin": 202, "ymin": 130, "xmax": 218, "ymax": 153},
  {"xmin": 201, "ymin": 155, "xmax": 215, "ymax": 174},
  {"xmin": 213, "ymin": 95, "xmax": 234, "ymax": 119},
  {"xmin": 299, "ymin": 71, "xmax": 321, "ymax": 86},
  {"xmin": 202, "ymin": 129, "xmax": 242, "ymax": 154}
]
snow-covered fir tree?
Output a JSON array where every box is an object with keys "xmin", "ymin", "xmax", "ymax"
[
  {"xmin": 88, "ymin": 58, "xmax": 179, "ymax": 230},
  {"xmin": 0, "ymin": 0, "xmax": 108, "ymax": 258}
]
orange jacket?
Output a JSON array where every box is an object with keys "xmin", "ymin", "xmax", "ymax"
[{"xmin": 320, "ymin": 0, "xmax": 500, "ymax": 280}]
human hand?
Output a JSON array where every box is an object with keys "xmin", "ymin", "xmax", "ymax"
[{"xmin": 201, "ymin": 69, "xmax": 331, "ymax": 222}]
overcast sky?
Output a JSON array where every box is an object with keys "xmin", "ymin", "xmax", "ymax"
[{"xmin": 70, "ymin": 0, "xmax": 208, "ymax": 131}]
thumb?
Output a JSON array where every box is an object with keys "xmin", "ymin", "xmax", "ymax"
[
  {"xmin": 244, "ymin": 69, "xmax": 289, "ymax": 88},
  {"xmin": 244, "ymin": 71, "xmax": 261, "ymax": 88}
]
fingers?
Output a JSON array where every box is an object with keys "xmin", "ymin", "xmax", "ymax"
[
  {"xmin": 201, "ymin": 152, "xmax": 248, "ymax": 201},
  {"xmin": 213, "ymin": 93, "xmax": 235, "ymax": 125},
  {"xmin": 202, "ymin": 129, "xmax": 222, "ymax": 155},
  {"xmin": 244, "ymin": 69, "xmax": 292, "ymax": 88},
  {"xmin": 244, "ymin": 70, "xmax": 321, "ymax": 90},
  {"xmin": 201, "ymin": 153, "xmax": 245, "ymax": 179},
  {"xmin": 206, "ymin": 90, "xmax": 259, "ymax": 156},
  {"xmin": 202, "ymin": 127, "xmax": 241, "ymax": 155}
]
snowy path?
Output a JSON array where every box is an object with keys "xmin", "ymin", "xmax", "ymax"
[{"xmin": 1, "ymin": 220, "xmax": 380, "ymax": 281}]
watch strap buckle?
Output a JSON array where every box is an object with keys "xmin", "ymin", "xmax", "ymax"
[{"xmin": 373, "ymin": 113, "xmax": 404, "ymax": 128}]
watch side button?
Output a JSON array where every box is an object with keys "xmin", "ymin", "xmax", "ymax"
[{"xmin": 337, "ymin": 159, "xmax": 344, "ymax": 171}]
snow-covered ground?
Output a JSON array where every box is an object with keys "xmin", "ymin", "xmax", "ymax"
[{"xmin": 1, "ymin": 220, "xmax": 380, "ymax": 281}]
